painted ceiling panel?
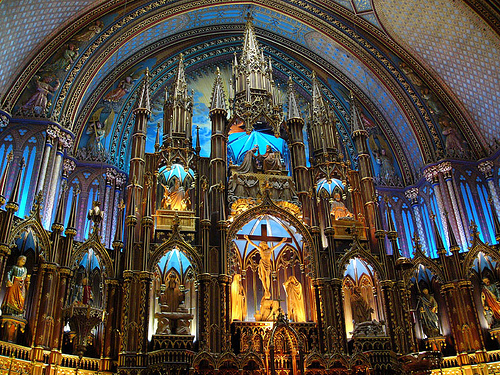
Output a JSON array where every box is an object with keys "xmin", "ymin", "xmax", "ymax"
[
  {"xmin": 375, "ymin": 0, "xmax": 500, "ymax": 144},
  {"xmin": 306, "ymin": 32, "xmax": 424, "ymax": 170},
  {"xmin": 0, "ymin": 0, "xmax": 100, "ymax": 94}
]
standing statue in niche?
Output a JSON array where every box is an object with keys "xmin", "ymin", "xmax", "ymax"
[
  {"xmin": 2, "ymin": 256, "xmax": 30, "ymax": 316},
  {"xmin": 231, "ymin": 274, "xmax": 247, "ymax": 321},
  {"xmin": 481, "ymin": 277, "xmax": 500, "ymax": 328},
  {"xmin": 159, "ymin": 273, "xmax": 186, "ymax": 313},
  {"xmin": 283, "ymin": 275, "xmax": 306, "ymax": 322},
  {"xmin": 244, "ymin": 235, "xmax": 286, "ymax": 299},
  {"xmin": 418, "ymin": 288, "xmax": 440, "ymax": 337},
  {"xmin": 351, "ymin": 287, "xmax": 373, "ymax": 325}
]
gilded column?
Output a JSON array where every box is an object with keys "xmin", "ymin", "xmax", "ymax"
[{"xmin": 110, "ymin": 173, "xmax": 126, "ymax": 248}]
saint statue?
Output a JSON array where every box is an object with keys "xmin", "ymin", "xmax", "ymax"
[
  {"xmin": 2, "ymin": 256, "xmax": 30, "ymax": 316},
  {"xmin": 351, "ymin": 287, "xmax": 373, "ymax": 325},
  {"xmin": 159, "ymin": 273, "xmax": 186, "ymax": 313},
  {"xmin": 481, "ymin": 277, "xmax": 500, "ymax": 327},
  {"xmin": 283, "ymin": 275, "xmax": 306, "ymax": 322},
  {"xmin": 418, "ymin": 288, "xmax": 440, "ymax": 337},
  {"xmin": 258, "ymin": 145, "xmax": 284, "ymax": 173},
  {"xmin": 244, "ymin": 235, "xmax": 286, "ymax": 299},
  {"xmin": 161, "ymin": 178, "xmax": 190, "ymax": 211},
  {"xmin": 330, "ymin": 192, "xmax": 354, "ymax": 221},
  {"xmin": 231, "ymin": 274, "xmax": 247, "ymax": 321}
]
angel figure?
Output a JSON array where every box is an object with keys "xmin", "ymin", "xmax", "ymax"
[
  {"xmin": 369, "ymin": 132, "xmax": 398, "ymax": 184},
  {"xmin": 104, "ymin": 67, "xmax": 146, "ymax": 103},
  {"xmin": 73, "ymin": 21, "xmax": 104, "ymax": 43},
  {"xmin": 85, "ymin": 107, "xmax": 114, "ymax": 155}
]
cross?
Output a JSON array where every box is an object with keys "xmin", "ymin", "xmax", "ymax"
[{"xmin": 236, "ymin": 223, "xmax": 292, "ymax": 246}]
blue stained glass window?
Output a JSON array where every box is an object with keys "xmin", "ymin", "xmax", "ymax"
[
  {"xmin": 65, "ymin": 186, "xmax": 73, "ymax": 229},
  {"xmin": 401, "ymin": 209, "xmax": 415, "ymax": 257},
  {"xmin": 420, "ymin": 201, "xmax": 437, "ymax": 258},
  {"xmin": 461, "ymin": 182, "xmax": 483, "ymax": 242},
  {"xmin": 477, "ymin": 184, "xmax": 495, "ymax": 243},
  {"xmin": 430, "ymin": 194, "xmax": 448, "ymax": 251},
  {"xmin": 18, "ymin": 145, "xmax": 36, "ymax": 218},
  {"xmin": 0, "ymin": 144, "xmax": 12, "ymax": 173},
  {"xmin": 390, "ymin": 209, "xmax": 401, "ymax": 251}
]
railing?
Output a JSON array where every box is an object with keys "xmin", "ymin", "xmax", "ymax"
[
  {"xmin": 60, "ymin": 353, "xmax": 100, "ymax": 371},
  {"xmin": 0, "ymin": 342, "xmax": 30, "ymax": 361}
]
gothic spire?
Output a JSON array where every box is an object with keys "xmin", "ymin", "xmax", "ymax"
[
  {"xmin": 135, "ymin": 68, "xmax": 150, "ymax": 112},
  {"xmin": 241, "ymin": 13, "xmax": 266, "ymax": 70},
  {"xmin": 113, "ymin": 200, "xmax": 125, "ymax": 245},
  {"xmin": 66, "ymin": 187, "xmax": 79, "ymax": 234},
  {"xmin": 7, "ymin": 158, "xmax": 25, "ymax": 207},
  {"xmin": 53, "ymin": 182, "xmax": 67, "ymax": 227},
  {"xmin": 0, "ymin": 151, "xmax": 12, "ymax": 205},
  {"xmin": 445, "ymin": 212, "xmax": 459, "ymax": 251},
  {"xmin": 311, "ymin": 71, "xmax": 326, "ymax": 116},
  {"xmin": 286, "ymin": 76, "xmax": 301, "ymax": 121},
  {"xmin": 172, "ymin": 53, "xmax": 188, "ymax": 100},
  {"xmin": 431, "ymin": 213, "xmax": 446, "ymax": 252},
  {"xmin": 350, "ymin": 92, "xmax": 366, "ymax": 134},
  {"xmin": 385, "ymin": 203, "xmax": 396, "ymax": 233},
  {"xmin": 210, "ymin": 67, "xmax": 227, "ymax": 112}
]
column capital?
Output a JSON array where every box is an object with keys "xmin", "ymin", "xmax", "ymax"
[
  {"xmin": 58, "ymin": 131, "xmax": 74, "ymax": 149},
  {"xmin": 106, "ymin": 168, "xmax": 117, "ymax": 184},
  {"xmin": 437, "ymin": 161, "xmax": 453, "ymax": 179},
  {"xmin": 62, "ymin": 158, "xmax": 76, "ymax": 177},
  {"xmin": 47, "ymin": 124, "xmax": 60, "ymax": 139},
  {"xmin": 423, "ymin": 165, "xmax": 438, "ymax": 182},
  {"xmin": 478, "ymin": 160, "xmax": 494, "ymax": 179},
  {"xmin": 404, "ymin": 187, "xmax": 419, "ymax": 204},
  {"xmin": 115, "ymin": 173, "xmax": 127, "ymax": 187}
]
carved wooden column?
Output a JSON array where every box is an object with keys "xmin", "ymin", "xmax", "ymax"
[{"xmin": 102, "ymin": 168, "xmax": 116, "ymax": 247}]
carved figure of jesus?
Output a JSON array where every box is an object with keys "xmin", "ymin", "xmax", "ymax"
[{"xmin": 244, "ymin": 235, "xmax": 286, "ymax": 299}]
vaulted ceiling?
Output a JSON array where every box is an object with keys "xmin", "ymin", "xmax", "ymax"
[{"xmin": 1, "ymin": 0, "xmax": 499, "ymax": 186}]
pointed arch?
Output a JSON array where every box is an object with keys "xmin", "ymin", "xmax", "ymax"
[
  {"xmin": 8, "ymin": 199, "xmax": 51, "ymax": 261},
  {"xmin": 148, "ymin": 230, "xmax": 201, "ymax": 273},
  {"xmin": 463, "ymin": 236, "xmax": 500, "ymax": 277},
  {"xmin": 337, "ymin": 240, "xmax": 386, "ymax": 280},
  {"xmin": 72, "ymin": 230, "xmax": 114, "ymax": 278},
  {"xmin": 240, "ymin": 352, "xmax": 264, "ymax": 370},
  {"xmin": 227, "ymin": 194, "xmax": 315, "ymax": 278}
]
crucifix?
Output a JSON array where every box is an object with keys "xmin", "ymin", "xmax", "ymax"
[{"xmin": 238, "ymin": 223, "xmax": 291, "ymax": 300}]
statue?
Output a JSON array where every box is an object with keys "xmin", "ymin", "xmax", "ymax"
[
  {"xmin": 351, "ymin": 287, "xmax": 373, "ymax": 325},
  {"xmin": 21, "ymin": 75, "xmax": 60, "ymax": 116},
  {"xmin": 481, "ymin": 277, "xmax": 500, "ymax": 328},
  {"xmin": 374, "ymin": 148, "xmax": 397, "ymax": 183},
  {"xmin": 161, "ymin": 178, "xmax": 190, "ymax": 211},
  {"xmin": 283, "ymin": 275, "xmax": 306, "ymax": 322},
  {"xmin": 258, "ymin": 145, "xmax": 284, "ymax": 173},
  {"xmin": 244, "ymin": 235, "xmax": 286, "ymax": 299},
  {"xmin": 73, "ymin": 21, "xmax": 103, "ymax": 42},
  {"xmin": 159, "ymin": 273, "xmax": 186, "ymax": 313},
  {"xmin": 44, "ymin": 43, "xmax": 79, "ymax": 72},
  {"xmin": 237, "ymin": 145, "xmax": 259, "ymax": 173},
  {"xmin": 330, "ymin": 192, "xmax": 354, "ymax": 221},
  {"xmin": 231, "ymin": 274, "xmax": 247, "ymax": 321},
  {"xmin": 72, "ymin": 277, "xmax": 93, "ymax": 306},
  {"xmin": 440, "ymin": 117, "xmax": 466, "ymax": 155},
  {"xmin": 2, "ymin": 256, "xmax": 30, "ymax": 316},
  {"xmin": 418, "ymin": 288, "xmax": 440, "ymax": 337}
]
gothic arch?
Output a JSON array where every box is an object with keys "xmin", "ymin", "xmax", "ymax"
[
  {"xmin": 405, "ymin": 256, "xmax": 445, "ymax": 285},
  {"xmin": 193, "ymin": 351, "xmax": 217, "ymax": 370},
  {"xmin": 148, "ymin": 230, "xmax": 201, "ymax": 274},
  {"xmin": 72, "ymin": 230, "xmax": 114, "ymax": 277},
  {"xmin": 463, "ymin": 235, "xmax": 500, "ymax": 277},
  {"xmin": 8, "ymin": 198, "xmax": 51, "ymax": 261},
  {"xmin": 227, "ymin": 194, "xmax": 316, "ymax": 278},
  {"xmin": 240, "ymin": 352, "xmax": 264, "ymax": 370},
  {"xmin": 337, "ymin": 240, "xmax": 386, "ymax": 280}
]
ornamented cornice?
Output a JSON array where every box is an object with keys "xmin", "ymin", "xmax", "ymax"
[{"xmin": 478, "ymin": 160, "xmax": 494, "ymax": 179}]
